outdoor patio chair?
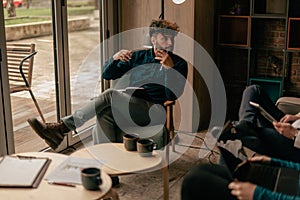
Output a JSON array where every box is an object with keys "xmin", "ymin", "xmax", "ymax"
[{"xmin": 7, "ymin": 43, "xmax": 45, "ymax": 123}]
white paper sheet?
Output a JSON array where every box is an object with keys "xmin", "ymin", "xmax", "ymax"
[{"xmin": 46, "ymin": 157, "xmax": 103, "ymax": 185}]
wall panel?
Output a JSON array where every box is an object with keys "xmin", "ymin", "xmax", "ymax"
[
  {"xmin": 193, "ymin": 0, "xmax": 216, "ymax": 130},
  {"xmin": 119, "ymin": 0, "xmax": 216, "ymax": 131},
  {"xmin": 121, "ymin": 0, "xmax": 161, "ymax": 31},
  {"xmin": 165, "ymin": 0, "xmax": 195, "ymax": 131}
]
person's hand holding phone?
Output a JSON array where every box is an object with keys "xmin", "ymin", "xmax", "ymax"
[
  {"xmin": 280, "ymin": 114, "xmax": 300, "ymax": 123},
  {"xmin": 113, "ymin": 49, "xmax": 133, "ymax": 62},
  {"xmin": 154, "ymin": 46, "xmax": 174, "ymax": 69},
  {"xmin": 273, "ymin": 121, "xmax": 298, "ymax": 139}
]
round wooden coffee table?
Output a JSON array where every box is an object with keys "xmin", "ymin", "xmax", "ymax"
[{"xmin": 71, "ymin": 143, "xmax": 162, "ymax": 175}]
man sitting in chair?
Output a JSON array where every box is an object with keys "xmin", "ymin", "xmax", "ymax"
[{"xmin": 27, "ymin": 19, "xmax": 188, "ymax": 150}]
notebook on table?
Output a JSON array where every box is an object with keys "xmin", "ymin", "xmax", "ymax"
[{"xmin": 0, "ymin": 155, "xmax": 51, "ymax": 188}]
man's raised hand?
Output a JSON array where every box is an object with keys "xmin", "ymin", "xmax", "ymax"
[
  {"xmin": 154, "ymin": 48, "xmax": 174, "ymax": 69},
  {"xmin": 113, "ymin": 49, "xmax": 133, "ymax": 62}
]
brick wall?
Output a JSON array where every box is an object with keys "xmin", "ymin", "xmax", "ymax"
[
  {"xmin": 252, "ymin": 19, "xmax": 300, "ymax": 96},
  {"xmin": 289, "ymin": 52, "xmax": 300, "ymax": 95},
  {"xmin": 252, "ymin": 19, "xmax": 285, "ymax": 48}
]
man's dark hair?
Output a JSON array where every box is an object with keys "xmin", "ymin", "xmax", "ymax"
[{"xmin": 149, "ymin": 19, "xmax": 180, "ymax": 37}]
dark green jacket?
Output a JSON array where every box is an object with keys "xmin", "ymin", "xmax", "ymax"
[
  {"xmin": 102, "ymin": 48, "xmax": 188, "ymax": 104},
  {"xmin": 254, "ymin": 158, "xmax": 300, "ymax": 200}
]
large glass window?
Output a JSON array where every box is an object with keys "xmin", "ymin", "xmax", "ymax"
[
  {"xmin": 0, "ymin": 0, "xmax": 106, "ymax": 154},
  {"xmin": 4, "ymin": 0, "xmax": 57, "ymax": 153},
  {"xmin": 66, "ymin": 1, "xmax": 102, "ymax": 145},
  {"xmin": 0, "ymin": 1, "xmax": 13, "ymax": 156}
]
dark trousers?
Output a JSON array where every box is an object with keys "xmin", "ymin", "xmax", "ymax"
[
  {"xmin": 181, "ymin": 164, "xmax": 236, "ymax": 200},
  {"xmin": 239, "ymin": 84, "xmax": 285, "ymax": 127},
  {"xmin": 238, "ymin": 85, "xmax": 300, "ymax": 162},
  {"xmin": 86, "ymin": 89, "xmax": 166, "ymax": 148}
]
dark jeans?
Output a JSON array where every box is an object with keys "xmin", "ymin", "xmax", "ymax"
[
  {"xmin": 62, "ymin": 89, "xmax": 166, "ymax": 145},
  {"xmin": 239, "ymin": 84, "xmax": 285, "ymax": 127},
  {"xmin": 238, "ymin": 85, "xmax": 300, "ymax": 162},
  {"xmin": 181, "ymin": 164, "xmax": 236, "ymax": 200}
]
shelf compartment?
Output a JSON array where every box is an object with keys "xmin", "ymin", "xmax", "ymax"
[
  {"xmin": 289, "ymin": 0, "xmax": 300, "ymax": 17},
  {"xmin": 250, "ymin": 49, "xmax": 284, "ymax": 78},
  {"xmin": 218, "ymin": 15, "xmax": 250, "ymax": 47},
  {"xmin": 287, "ymin": 18, "xmax": 300, "ymax": 50},
  {"xmin": 249, "ymin": 77, "xmax": 283, "ymax": 102},
  {"xmin": 218, "ymin": 0, "xmax": 250, "ymax": 15},
  {"xmin": 253, "ymin": 0, "xmax": 287, "ymax": 15},
  {"xmin": 286, "ymin": 52, "xmax": 300, "ymax": 95},
  {"xmin": 251, "ymin": 18, "xmax": 286, "ymax": 49}
]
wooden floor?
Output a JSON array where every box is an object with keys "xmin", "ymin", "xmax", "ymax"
[
  {"xmin": 11, "ymin": 93, "xmax": 57, "ymax": 153},
  {"xmin": 11, "ymin": 93, "xmax": 97, "ymax": 153}
]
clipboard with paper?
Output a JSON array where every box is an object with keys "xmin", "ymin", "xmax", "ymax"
[{"xmin": 0, "ymin": 155, "xmax": 51, "ymax": 188}]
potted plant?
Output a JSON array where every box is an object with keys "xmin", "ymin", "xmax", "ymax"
[{"xmin": 229, "ymin": 2, "xmax": 241, "ymax": 15}]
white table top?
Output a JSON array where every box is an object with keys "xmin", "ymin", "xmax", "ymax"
[
  {"xmin": 0, "ymin": 152, "xmax": 112, "ymax": 200},
  {"xmin": 71, "ymin": 143, "xmax": 162, "ymax": 175}
]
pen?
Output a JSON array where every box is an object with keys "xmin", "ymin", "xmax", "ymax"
[
  {"xmin": 48, "ymin": 181, "xmax": 76, "ymax": 187},
  {"xmin": 159, "ymin": 49, "xmax": 169, "ymax": 71}
]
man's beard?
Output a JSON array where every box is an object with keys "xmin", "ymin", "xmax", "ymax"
[{"xmin": 156, "ymin": 44, "xmax": 173, "ymax": 52}]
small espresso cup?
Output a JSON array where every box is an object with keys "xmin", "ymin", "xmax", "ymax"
[
  {"xmin": 137, "ymin": 138, "xmax": 157, "ymax": 157},
  {"xmin": 123, "ymin": 133, "xmax": 139, "ymax": 151},
  {"xmin": 81, "ymin": 167, "xmax": 102, "ymax": 190}
]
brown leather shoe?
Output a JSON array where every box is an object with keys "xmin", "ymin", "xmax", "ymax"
[{"xmin": 27, "ymin": 118, "xmax": 70, "ymax": 149}]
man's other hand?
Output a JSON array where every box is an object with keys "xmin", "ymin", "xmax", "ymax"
[
  {"xmin": 113, "ymin": 49, "xmax": 133, "ymax": 62},
  {"xmin": 273, "ymin": 121, "xmax": 298, "ymax": 140}
]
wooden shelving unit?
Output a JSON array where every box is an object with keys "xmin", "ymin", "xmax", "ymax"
[{"xmin": 216, "ymin": 0, "xmax": 300, "ymax": 119}]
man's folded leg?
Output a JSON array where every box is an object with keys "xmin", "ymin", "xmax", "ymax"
[
  {"xmin": 27, "ymin": 118, "xmax": 70, "ymax": 149},
  {"xmin": 26, "ymin": 90, "xmax": 117, "ymax": 149}
]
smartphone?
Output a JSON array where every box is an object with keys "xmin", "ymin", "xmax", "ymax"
[{"xmin": 249, "ymin": 101, "xmax": 277, "ymax": 123}]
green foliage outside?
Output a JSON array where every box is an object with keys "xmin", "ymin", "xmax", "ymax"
[{"xmin": 4, "ymin": 6, "xmax": 95, "ymax": 26}]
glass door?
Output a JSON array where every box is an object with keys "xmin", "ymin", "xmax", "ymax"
[
  {"xmin": 0, "ymin": 0, "xmax": 109, "ymax": 154},
  {"xmin": 66, "ymin": 0, "xmax": 103, "ymax": 146},
  {"xmin": 3, "ymin": 0, "xmax": 60, "ymax": 153},
  {"xmin": 0, "ymin": 1, "xmax": 14, "ymax": 156}
]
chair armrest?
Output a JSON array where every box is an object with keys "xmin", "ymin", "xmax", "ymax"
[
  {"xmin": 276, "ymin": 97, "xmax": 300, "ymax": 115},
  {"xmin": 19, "ymin": 51, "xmax": 37, "ymax": 87},
  {"xmin": 164, "ymin": 100, "xmax": 175, "ymax": 134},
  {"xmin": 163, "ymin": 100, "xmax": 175, "ymax": 107}
]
